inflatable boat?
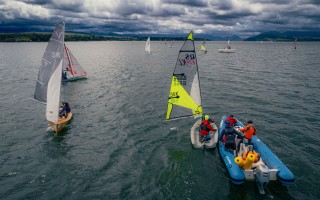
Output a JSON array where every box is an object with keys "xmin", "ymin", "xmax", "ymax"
[
  {"xmin": 218, "ymin": 116, "xmax": 295, "ymax": 194},
  {"xmin": 190, "ymin": 118, "xmax": 218, "ymax": 148}
]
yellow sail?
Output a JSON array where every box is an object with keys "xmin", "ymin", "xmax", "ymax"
[
  {"xmin": 200, "ymin": 44, "xmax": 206, "ymax": 51},
  {"xmin": 166, "ymin": 76, "xmax": 202, "ymax": 120}
]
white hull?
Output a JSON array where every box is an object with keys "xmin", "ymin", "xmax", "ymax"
[
  {"xmin": 219, "ymin": 49, "xmax": 235, "ymax": 53},
  {"xmin": 190, "ymin": 118, "xmax": 218, "ymax": 149}
]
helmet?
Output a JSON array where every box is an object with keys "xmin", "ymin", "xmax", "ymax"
[
  {"xmin": 247, "ymin": 120, "xmax": 253, "ymax": 124},
  {"xmin": 204, "ymin": 115, "xmax": 210, "ymax": 120}
]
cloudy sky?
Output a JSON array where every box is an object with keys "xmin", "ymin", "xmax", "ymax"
[{"xmin": 0, "ymin": 0, "xmax": 319, "ymax": 38}]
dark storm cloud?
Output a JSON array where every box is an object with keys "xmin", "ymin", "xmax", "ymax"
[
  {"xmin": 0, "ymin": 0, "xmax": 319, "ymax": 37},
  {"xmin": 162, "ymin": 0, "xmax": 208, "ymax": 7}
]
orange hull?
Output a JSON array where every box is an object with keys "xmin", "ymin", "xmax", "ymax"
[{"xmin": 48, "ymin": 112, "xmax": 73, "ymax": 133}]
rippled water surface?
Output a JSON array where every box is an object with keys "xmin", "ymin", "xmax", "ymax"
[{"xmin": 0, "ymin": 41, "xmax": 320, "ymax": 200}]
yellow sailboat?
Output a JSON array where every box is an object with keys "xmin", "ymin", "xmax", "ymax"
[
  {"xmin": 200, "ymin": 41, "xmax": 207, "ymax": 53},
  {"xmin": 166, "ymin": 31, "xmax": 218, "ymax": 148}
]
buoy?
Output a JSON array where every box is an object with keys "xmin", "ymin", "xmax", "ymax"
[
  {"xmin": 234, "ymin": 157, "xmax": 244, "ymax": 167},
  {"xmin": 243, "ymin": 153, "xmax": 255, "ymax": 170},
  {"xmin": 242, "ymin": 151, "xmax": 259, "ymax": 163}
]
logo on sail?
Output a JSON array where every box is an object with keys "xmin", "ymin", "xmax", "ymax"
[
  {"xmin": 52, "ymin": 51, "xmax": 61, "ymax": 59},
  {"xmin": 42, "ymin": 59, "xmax": 51, "ymax": 68},
  {"xmin": 173, "ymin": 73, "xmax": 187, "ymax": 85},
  {"xmin": 179, "ymin": 53, "xmax": 195, "ymax": 66},
  {"xmin": 169, "ymin": 92, "xmax": 179, "ymax": 99}
]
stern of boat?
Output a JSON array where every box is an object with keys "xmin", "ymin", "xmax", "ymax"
[{"xmin": 49, "ymin": 112, "xmax": 73, "ymax": 133}]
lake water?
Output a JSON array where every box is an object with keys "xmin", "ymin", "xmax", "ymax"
[{"xmin": 0, "ymin": 41, "xmax": 319, "ymax": 200}]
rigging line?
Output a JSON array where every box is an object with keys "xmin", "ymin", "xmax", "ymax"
[{"xmin": 28, "ymin": 97, "xmax": 46, "ymax": 105}]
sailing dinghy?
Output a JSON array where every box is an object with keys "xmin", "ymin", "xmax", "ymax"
[
  {"xmin": 219, "ymin": 39, "xmax": 235, "ymax": 53},
  {"xmin": 292, "ymin": 37, "xmax": 297, "ymax": 51},
  {"xmin": 200, "ymin": 41, "xmax": 207, "ymax": 54},
  {"xmin": 34, "ymin": 22, "xmax": 72, "ymax": 133},
  {"xmin": 62, "ymin": 44, "xmax": 87, "ymax": 82},
  {"xmin": 145, "ymin": 37, "xmax": 151, "ymax": 54},
  {"xmin": 166, "ymin": 31, "xmax": 218, "ymax": 148}
]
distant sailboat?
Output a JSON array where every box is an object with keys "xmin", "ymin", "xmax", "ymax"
[
  {"xmin": 200, "ymin": 41, "xmax": 207, "ymax": 53},
  {"xmin": 166, "ymin": 31, "xmax": 218, "ymax": 148},
  {"xmin": 34, "ymin": 22, "xmax": 72, "ymax": 133},
  {"xmin": 219, "ymin": 38, "xmax": 235, "ymax": 53},
  {"xmin": 62, "ymin": 44, "xmax": 87, "ymax": 82},
  {"xmin": 145, "ymin": 37, "xmax": 151, "ymax": 54},
  {"xmin": 292, "ymin": 37, "xmax": 297, "ymax": 50},
  {"xmin": 219, "ymin": 29, "xmax": 235, "ymax": 53},
  {"xmin": 168, "ymin": 40, "xmax": 174, "ymax": 48}
]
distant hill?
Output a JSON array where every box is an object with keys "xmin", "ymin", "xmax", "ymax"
[
  {"xmin": 0, "ymin": 32, "xmax": 243, "ymax": 42},
  {"xmin": 245, "ymin": 31, "xmax": 320, "ymax": 41},
  {"xmin": 0, "ymin": 33, "xmax": 136, "ymax": 42}
]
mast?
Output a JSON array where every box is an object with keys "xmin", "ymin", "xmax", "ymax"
[{"xmin": 64, "ymin": 44, "xmax": 74, "ymax": 77}]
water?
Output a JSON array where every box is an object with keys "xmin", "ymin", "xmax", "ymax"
[{"xmin": 0, "ymin": 41, "xmax": 320, "ymax": 200}]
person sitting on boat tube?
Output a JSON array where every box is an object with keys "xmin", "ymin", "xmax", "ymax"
[
  {"xmin": 238, "ymin": 120, "xmax": 256, "ymax": 146},
  {"xmin": 226, "ymin": 115, "xmax": 238, "ymax": 127},
  {"xmin": 221, "ymin": 120, "xmax": 243, "ymax": 152},
  {"xmin": 200, "ymin": 115, "xmax": 216, "ymax": 142}
]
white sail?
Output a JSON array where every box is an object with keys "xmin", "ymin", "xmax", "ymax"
[
  {"xmin": 145, "ymin": 37, "xmax": 151, "ymax": 54},
  {"xmin": 46, "ymin": 60, "xmax": 63, "ymax": 122}
]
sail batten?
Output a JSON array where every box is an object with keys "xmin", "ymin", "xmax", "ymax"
[{"xmin": 166, "ymin": 31, "xmax": 203, "ymax": 120}]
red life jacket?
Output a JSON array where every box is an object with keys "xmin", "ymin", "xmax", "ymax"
[{"xmin": 200, "ymin": 120, "xmax": 215, "ymax": 136}]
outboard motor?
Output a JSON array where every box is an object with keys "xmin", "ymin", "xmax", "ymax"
[{"xmin": 255, "ymin": 164, "xmax": 270, "ymax": 194}]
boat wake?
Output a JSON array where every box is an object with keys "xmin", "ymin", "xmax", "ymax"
[
  {"xmin": 170, "ymin": 127, "xmax": 178, "ymax": 131},
  {"xmin": 46, "ymin": 126, "xmax": 54, "ymax": 132}
]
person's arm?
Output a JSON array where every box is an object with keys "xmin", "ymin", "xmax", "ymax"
[
  {"xmin": 234, "ymin": 129, "xmax": 244, "ymax": 138},
  {"xmin": 238, "ymin": 126, "xmax": 248, "ymax": 132},
  {"xmin": 208, "ymin": 124, "xmax": 216, "ymax": 132}
]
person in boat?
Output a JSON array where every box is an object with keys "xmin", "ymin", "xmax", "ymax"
[
  {"xmin": 226, "ymin": 114, "xmax": 238, "ymax": 127},
  {"xmin": 226, "ymin": 46, "xmax": 231, "ymax": 49},
  {"xmin": 59, "ymin": 102, "xmax": 71, "ymax": 118},
  {"xmin": 221, "ymin": 120, "xmax": 243, "ymax": 152},
  {"xmin": 200, "ymin": 115, "xmax": 216, "ymax": 142},
  {"xmin": 238, "ymin": 120, "xmax": 256, "ymax": 146},
  {"xmin": 62, "ymin": 71, "xmax": 67, "ymax": 80}
]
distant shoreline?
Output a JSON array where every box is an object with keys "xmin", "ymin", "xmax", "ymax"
[
  {"xmin": 1, "ymin": 32, "xmax": 319, "ymax": 42},
  {"xmin": 0, "ymin": 33, "xmax": 192, "ymax": 42}
]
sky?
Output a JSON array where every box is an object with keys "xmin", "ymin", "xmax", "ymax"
[{"xmin": 0, "ymin": 0, "xmax": 319, "ymax": 38}]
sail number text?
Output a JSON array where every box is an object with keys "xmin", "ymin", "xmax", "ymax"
[{"xmin": 179, "ymin": 53, "xmax": 196, "ymax": 66}]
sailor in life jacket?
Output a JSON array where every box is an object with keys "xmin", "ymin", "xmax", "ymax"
[
  {"xmin": 238, "ymin": 120, "xmax": 256, "ymax": 145},
  {"xmin": 200, "ymin": 115, "xmax": 216, "ymax": 141},
  {"xmin": 221, "ymin": 120, "xmax": 243, "ymax": 151},
  {"xmin": 225, "ymin": 114, "xmax": 238, "ymax": 127}
]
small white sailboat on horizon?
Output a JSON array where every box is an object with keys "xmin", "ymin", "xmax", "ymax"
[
  {"xmin": 168, "ymin": 40, "xmax": 174, "ymax": 48},
  {"xmin": 34, "ymin": 22, "xmax": 72, "ymax": 133},
  {"xmin": 219, "ymin": 29, "xmax": 235, "ymax": 53},
  {"xmin": 145, "ymin": 37, "xmax": 151, "ymax": 54},
  {"xmin": 292, "ymin": 37, "xmax": 297, "ymax": 51},
  {"xmin": 219, "ymin": 39, "xmax": 235, "ymax": 53},
  {"xmin": 166, "ymin": 31, "xmax": 218, "ymax": 149}
]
